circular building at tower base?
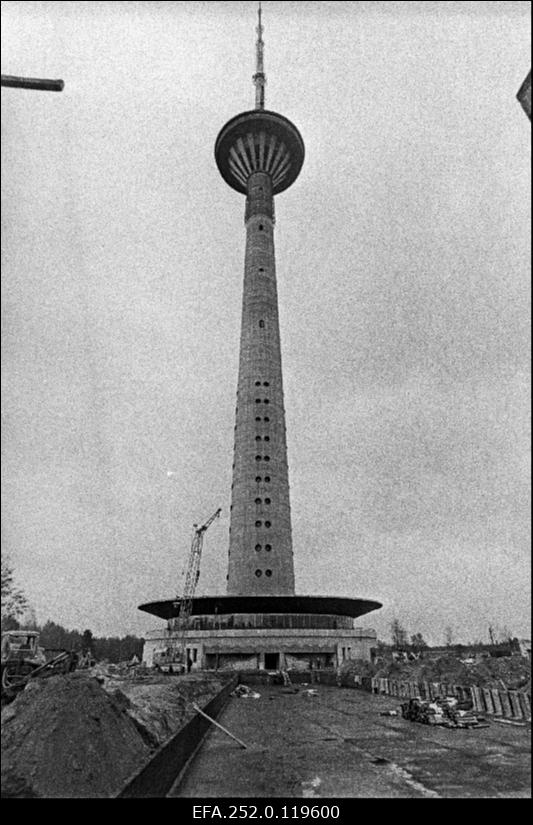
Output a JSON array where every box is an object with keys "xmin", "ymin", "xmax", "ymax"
[{"xmin": 139, "ymin": 595, "xmax": 381, "ymax": 671}]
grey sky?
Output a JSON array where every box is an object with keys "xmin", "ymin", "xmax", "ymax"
[{"xmin": 1, "ymin": 1, "xmax": 530, "ymax": 643}]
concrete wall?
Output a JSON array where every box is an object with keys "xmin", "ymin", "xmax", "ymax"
[{"xmin": 143, "ymin": 625, "xmax": 377, "ymax": 669}]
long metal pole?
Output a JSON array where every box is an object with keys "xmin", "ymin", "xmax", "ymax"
[
  {"xmin": 1, "ymin": 74, "xmax": 64, "ymax": 92},
  {"xmin": 191, "ymin": 702, "xmax": 248, "ymax": 749}
]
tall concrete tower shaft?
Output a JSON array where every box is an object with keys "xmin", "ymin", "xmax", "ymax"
[
  {"xmin": 215, "ymin": 8, "xmax": 304, "ymax": 596},
  {"xmin": 228, "ymin": 170, "xmax": 294, "ymax": 595}
]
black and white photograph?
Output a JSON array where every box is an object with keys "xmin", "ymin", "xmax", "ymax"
[{"xmin": 1, "ymin": 0, "xmax": 530, "ymax": 801}]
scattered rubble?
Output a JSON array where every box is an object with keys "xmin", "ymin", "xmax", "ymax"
[
  {"xmin": 399, "ymin": 696, "xmax": 488, "ymax": 729},
  {"xmin": 232, "ymin": 684, "xmax": 261, "ymax": 699}
]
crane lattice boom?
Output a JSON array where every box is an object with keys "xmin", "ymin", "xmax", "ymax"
[
  {"xmin": 165, "ymin": 508, "xmax": 221, "ymax": 668},
  {"xmin": 177, "ymin": 507, "xmax": 221, "ymax": 629}
]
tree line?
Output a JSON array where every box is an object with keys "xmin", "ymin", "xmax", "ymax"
[
  {"xmin": 3, "ymin": 617, "xmax": 145, "ymax": 664},
  {"xmin": 1, "ymin": 557, "xmax": 144, "ymax": 663}
]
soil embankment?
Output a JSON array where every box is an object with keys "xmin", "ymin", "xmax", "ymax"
[
  {"xmin": 343, "ymin": 654, "xmax": 530, "ymax": 692},
  {"xmin": 1, "ymin": 671, "xmax": 228, "ymax": 798}
]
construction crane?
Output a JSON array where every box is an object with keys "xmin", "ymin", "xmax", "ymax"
[{"xmin": 154, "ymin": 507, "xmax": 221, "ymax": 673}]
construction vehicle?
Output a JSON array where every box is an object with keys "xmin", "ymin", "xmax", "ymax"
[
  {"xmin": 153, "ymin": 507, "xmax": 221, "ymax": 674},
  {"xmin": 1, "ymin": 629, "xmax": 78, "ymax": 700}
]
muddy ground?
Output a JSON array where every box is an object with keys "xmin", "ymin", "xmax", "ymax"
[{"xmin": 1, "ymin": 671, "xmax": 229, "ymax": 798}]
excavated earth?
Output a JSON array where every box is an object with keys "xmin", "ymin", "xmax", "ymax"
[{"xmin": 1, "ymin": 671, "xmax": 229, "ymax": 798}]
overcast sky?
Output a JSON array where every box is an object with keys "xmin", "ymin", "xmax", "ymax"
[{"xmin": 1, "ymin": 1, "xmax": 530, "ymax": 643}]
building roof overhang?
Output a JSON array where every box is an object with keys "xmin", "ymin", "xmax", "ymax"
[{"xmin": 138, "ymin": 594, "xmax": 382, "ymax": 621}]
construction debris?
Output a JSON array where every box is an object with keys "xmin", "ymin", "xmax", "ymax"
[
  {"xmin": 232, "ymin": 684, "xmax": 260, "ymax": 699},
  {"xmin": 400, "ymin": 696, "xmax": 488, "ymax": 729}
]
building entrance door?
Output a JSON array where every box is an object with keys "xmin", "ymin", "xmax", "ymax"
[{"xmin": 264, "ymin": 652, "xmax": 279, "ymax": 670}]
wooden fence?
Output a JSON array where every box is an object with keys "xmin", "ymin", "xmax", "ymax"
[{"xmin": 347, "ymin": 674, "xmax": 530, "ymax": 720}]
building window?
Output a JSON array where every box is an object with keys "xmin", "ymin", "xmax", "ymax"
[
  {"xmin": 255, "ymin": 498, "xmax": 261, "ymax": 504},
  {"xmin": 265, "ymin": 498, "xmax": 271, "ymax": 504},
  {"xmin": 255, "ymin": 569, "xmax": 262, "ymax": 577},
  {"xmin": 264, "ymin": 436, "xmax": 270, "ymax": 442},
  {"xmin": 255, "ymin": 398, "xmax": 261, "ymax": 404},
  {"xmin": 255, "ymin": 520, "xmax": 262, "ymax": 527},
  {"xmin": 255, "ymin": 436, "xmax": 261, "ymax": 441},
  {"xmin": 264, "ymin": 456, "xmax": 270, "ymax": 462},
  {"xmin": 255, "ymin": 381, "xmax": 261, "ymax": 386},
  {"xmin": 255, "ymin": 476, "xmax": 261, "ymax": 483},
  {"xmin": 264, "ymin": 476, "xmax": 271, "ymax": 482},
  {"xmin": 255, "ymin": 416, "xmax": 261, "ymax": 422},
  {"xmin": 265, "ymin": 521, "xmax": 271, "ymax": 528},
  {"xmin": 265, "ymin": 544, "xmax": 272, "ymax": 551},
  {"xmin": 264, "ymin": 399, "xmax": 270, "ymax": 404},
  {"xmin": 259, "ymin": 320, "xmax": 265, "ymax": 328},
  {"xmin": 255, "ymin": 544, "xmax": 261, "ymax": 551},
  {"xmin": 259, "ymin": 224, "xmax": 264, "ymax": 231},
  {"xmin": 263, "ymin": 381, "xmax": 269, "ymax": 386},
  {"xmin": 264, "ymin": 417, "xmax": 270, "ymax": 422},
  {"xmin": 259, "ymin": 267, "xmax": 264, "ymax": 273},
  {"xmin": 255, "ymin": 455, "xmax": 261, "ymax": 462},
  {"xmin": 265, "ymin": 569, "xmax": 272, "ymax": 577}
]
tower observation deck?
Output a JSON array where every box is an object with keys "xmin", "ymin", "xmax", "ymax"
[{"xmin": 139, "ymin": 4, "xmax": 381, "ymax": 671}]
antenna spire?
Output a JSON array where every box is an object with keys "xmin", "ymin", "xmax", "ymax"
[{"xmin": 253, "ymin": 2, "xmax": 266, "ymax": 109}]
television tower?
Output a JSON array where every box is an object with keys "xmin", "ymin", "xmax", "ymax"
[{"xmin": 215, "ymin": 3, "xmax": 305, "ymax": 596}]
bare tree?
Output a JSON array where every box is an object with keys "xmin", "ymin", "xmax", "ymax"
[
  {"xmin": 410, "ymin": 632, "xmax": 428, "ymax": 652},
  {"xmin": 444, "ymin": 626, "xmax": 454, "ymax": 647},
  {"xmin": 1, "ymin": 556, "xmax": 28, "ymax": 626},
  {"xmin": 391, "ymin": 618, "xmax": 409, "ymax": 649}
]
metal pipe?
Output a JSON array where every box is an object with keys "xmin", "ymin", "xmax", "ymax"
[
  {"xmin": 191, "ymin": 701, "xmax": 248, "ymax": 748},
  {"xmin": 1, "ymin": 74, "xmax": 64, "ymax": 92}
]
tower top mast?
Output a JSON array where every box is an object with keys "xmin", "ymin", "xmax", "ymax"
[{"xmin": 253, "ymin": 2, "xmax": 266, "ymax": 109}]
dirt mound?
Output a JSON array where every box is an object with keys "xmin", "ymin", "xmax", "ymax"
[
  {"xmin": 1, "ymin": 673, "xmax": 150, "ymax": 798},
  {"xmin": 106, "ymin": 673, "xmax": 229, "ymax": 748},
  {"xmin": 342, "ymin": 655, "xmax": 531, "ymax": 691}
]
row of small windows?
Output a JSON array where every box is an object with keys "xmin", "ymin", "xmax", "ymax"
[
  {"xmin": 255, "ymin": 476, "xmax": 271, "ymax": 483},
  {"xmin": 254, "ymin": 381, "xmax": 269, "ymax": 387},
  {"xmin": 254, "ymin": 497, "xmax": 271, "ymax": 504},
  {"xmin": 255, "ymin": 544, "xmax": 272, "ymax": 551},
  {"xmin": 255, "ymin": 399, "xmax": 270, "ymax": 404},
  {"xmin": 255, "ymin": 455, "xmax": 270, "ymax": 462},
  {"xmin": 255, "ymin": 520, "xmax": 271, "ymax": 528},
  {"xmin": 255, "ymin": 416, "xmax": 270, "ymax": 422},
  {"xmin": 255, "ymin": 436, "xmax": 270, "ymax": 442},
  {"xmin": 255, "ymin": 569, "xmax": 272, "ymax": 577}
]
